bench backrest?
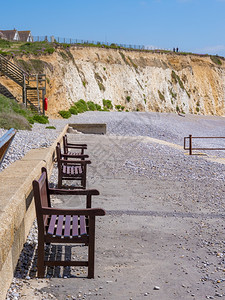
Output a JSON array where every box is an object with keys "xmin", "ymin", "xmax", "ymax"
[
  {"xmin": 0, "ymin": 128, "xmax": 16, "ymax": 167},
  {"xmin": 63, "ymin": 135, "xmax": 68, "ymax": 154},
  {"xmin": 56, "ymin": 143, "xmax": 62, "ymax": 167},
  {"xmin": 32, "ymin": 168, "xmax": 51, "ymax": 231}
]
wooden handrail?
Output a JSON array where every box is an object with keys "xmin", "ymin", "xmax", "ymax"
[{"xmin": 184, "ymin": 135, "xmax": 225, "ymax": 155}]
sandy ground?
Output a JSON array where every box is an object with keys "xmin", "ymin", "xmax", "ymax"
[{"xmin": 12, "ymin": 127, "xmax": 225, "ymax": 300}]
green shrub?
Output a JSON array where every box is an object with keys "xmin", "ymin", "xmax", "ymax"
[
  {"xmin": 69, "ymin": 106, "xmax": 78, "ymax": 115},
  {"xmin": 210, "ymin": 56, "xmax": 222, "ymax": 65},
  {"xmin": 46, "ymin": 126, "xmax": 56, "ymax": 129},
  {"xmin": 171, "ymin": 71, "xmax": 184, "ymax": 89},
  {"xmin": 46, "ymin": 47, "xmax": 55, "ymax": 54},
  {"xmin": 73, "ymin": 99, "xmax": 88, "ymax": 113},
  {"xmin": 27, "ymin": 116, "xmax": 34, "ymax": 124},
  {"xmin": 115, "ymin": 104, "xmax": 121, "ymax": 111},
  {"xmin": 176, "ymin": 105, "xmax": 180, "ymax": 112},
  {"xmin": 196, "ymin": 107, "xmax": 200, "ymax": 112},
  {"xmin": 87, "ymin": 101, "xmax": 97, "ymax": 111},
  {"xmin": 126, "ymin": 96, "xmax": 131, "ymax": 102},
  {"xmin": 32, "ymin": 114, "xmax": 49, "ymax": 124},
  {"xmin": 102, "ymin": 99, "xmax": 113, "ymax": 109},
  {"xmin": 121, "ymin": 106, "xmax": 125, "ymax": 111},
  {"xmin": 158, "ymin": 90, "xmax": 165, "ymax": 101},
  {"xmin": 95, "ymin": 104, "xmax": 102, "ymax": 111},
  {"xmin": 0, "ymin": 112, "xmax": 31, "ymax": 130},
  {"xmin": 0, "ymin": 38, "xmax": 11, "ymax": 48},
  {"xmin": 59, "ymin": 110, "xmax": 71, "ymax": 119}
]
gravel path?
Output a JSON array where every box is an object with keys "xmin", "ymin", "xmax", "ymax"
[
  {"xmin": 2, "ymin": 111, "xmax": 225, "ymax": 299},
  {"xmin": 1, "ymin": 111, "xmax": 225, "ymax": 171}
]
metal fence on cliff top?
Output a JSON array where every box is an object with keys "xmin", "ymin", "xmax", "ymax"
[{"xmin": 33, "ymin": 35, "xmax": 171, "ymax": 51}]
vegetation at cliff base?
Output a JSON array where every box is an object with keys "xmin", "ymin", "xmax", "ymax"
[
  {"xmin": 58, "ymin": 99, "xmax": 114, "ymax": 118},
  {"xmin": 0, "ymin": 94, "xmax": 49, "ymax": 129}
]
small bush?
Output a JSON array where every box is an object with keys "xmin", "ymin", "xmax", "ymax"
[
  {"xmin": 126, "ymin": 96, "xmax": 131, "ymax": 102},
  {"xmin": 0, "ymin": 112, "xmax": 31, "ymax": 130},
  {"xmin": 96, "ymin": 104, "xmax": 102, "ymax": 111},
  {"xmin": 121, "ymin": 106, "xmax": 125, "ymax": 111},
  {"xmin": 32, "ymin": 114, "xmax": 49, "ymax": 124},
  {"xmin": 59, "ymin": 110, "xmax": 71, "ymax": 119},
  {"xmin": 73, "ymin": 99, "xmax": 88, "ymax": 113},
  {"xmin": 196, "ymin": 107, "xmax": 200, "ymax": 112},
  {"xmin": 102, "ymin": 99, "xmax": 113, "ymax": 109},
  {"xmin": 115, "ymin": 104, "xmax": 121, "ymax": 111},
  {"xmin": 46, "ymin": 47, "xmax": 55, "ymax": 54},
  {"xmin": 210, "ymin": 56, "xmax": 222, "ymax": 65},
  {"xmin": 87, "ymin": 101, "xmax": 97, "ymax": 111},
  {"xmin": 46, "ymin": 126, "xmax": 56, "ymax": 129},
  {"xmin": 69, "ymin": 106, "xmax": 78, "ymax": 115},
  {"xmin": 158, "ymin": 90, "xmax": 165, "ymax": 101}
]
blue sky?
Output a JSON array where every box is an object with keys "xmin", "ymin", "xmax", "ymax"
[{"xmin": 1, "ymin": 0, "xmax": 225, "ymax": 56}]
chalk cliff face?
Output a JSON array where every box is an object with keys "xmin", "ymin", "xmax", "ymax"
[{"xmin": 5, "ymin": 47, "xmax": 225, "ymax": 117}]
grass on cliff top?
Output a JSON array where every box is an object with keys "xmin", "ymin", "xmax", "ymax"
[
  {"xmin": 0, "ymin": 94, "xmax": 49, "ymax": 130},
  {"xmin": 0, "ymin": 39, "xmax": 55, "ymax": 56},
  {"xmin": 1, "ymin": 38, "xmax": 224, "ymax": 61}
]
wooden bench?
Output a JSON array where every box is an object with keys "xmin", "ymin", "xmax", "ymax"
[
  {"xmin": 32, "ymin": 167, "xmax": 105, "ymax": 278},
  {"xmin": 56, "ymin": 143, "xmax": 91, "ymax": 189},
  {"xmin": 0, "ymin": 128, "xmax": 16, "ymax": 167},
  {"xmin": 63, "ymin": 134, "xmax": 87, "ymax": 156}
]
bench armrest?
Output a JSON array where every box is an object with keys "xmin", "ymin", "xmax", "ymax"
[
  {"xmin": 42, "ymin": 207, "xmax": 106, "ymax": 216},
  {"xmin": 65, "ymin": 144, "xmax": 87, "ymax": 149},
  {"xmin": 49, "ymin": 188, "xmax": 100, "ymax": 196},
  {"xmin": 60, "ymin": 159, "xmax": 91, "ymax": 165},
  {"xmin": 61, "ymin": 153, "xmax": 89, "ymax": 159}
]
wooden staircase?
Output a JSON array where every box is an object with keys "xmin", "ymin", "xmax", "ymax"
[
  {"xmin": 0, "ymin": 54, "xmax": 46, "ymax": 113},
  {"xmin": 0, "ymin": 83, "xmax": 17, "ymax": 100}
]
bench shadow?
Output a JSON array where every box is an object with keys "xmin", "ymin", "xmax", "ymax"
[{"xmin": 14, "ymin": 243, "xmax": 87, "ymax": 279}]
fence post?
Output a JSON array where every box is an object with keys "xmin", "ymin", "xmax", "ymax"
[{"xmin": 189, "ymin": 134, "xmax": 192, "ymax": 155}]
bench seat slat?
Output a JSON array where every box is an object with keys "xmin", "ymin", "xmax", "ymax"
[
  {"xmin": 62, "ymin": 165, "xmax": 83, "ymax": 176},
  {"xmin": 80, "ymin": 216, "xmax": 87, "ymax": 235},
  {"xmin": 48, "ymin": 215, "xmax": 57, "ymax": 235},
  {"xmin": 68, "ymin": 151, "xmax": 81, "ymax": 156},
  {"xmin": 64, "ymin": 215, "xmax": 71, "ymax": 237},
  {"xmin": 56, "ymin": 215, "xmax": 64, "ymax": 236},
  {"xmin": 72, "ymin": 215, "xmax": 79, "ymax": 236},
  {"xmin": 71, "ymin": 166, "xmax": 75, "ymax": 175},
  {"xmin": 75, "ymin": 166, "xmax": 82, "ymax": 175}
]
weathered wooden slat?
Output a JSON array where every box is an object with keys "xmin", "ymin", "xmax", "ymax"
[
  {"xmin": 64, "ymin": 215, "xmax": 71, "ymax": 237},
  {"xmin": 72, "ymin": 215, "xmax": 79, "ymax": 236},
  {"xmin": 71, "ymin": 166, "xmax": 75, "ymax": 175},
  {"xmin": 63, "ymin": 165, "xmax": 67, "ymax": 173},
  {"xmin": 47, "ymin": 215, "xmax": 57, "ymax": 235},
  {"xmin": 56, "ymin": 215, "xmax": 64, "ymax": 236},
  {"xmin": 80, "ymin": 216, "xmax": 87, "ymax": 235}
]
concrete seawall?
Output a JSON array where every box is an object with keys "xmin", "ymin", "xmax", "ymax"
[{"xmin": 0, "ymin": 125, "xmax": 68, "ymax": 300}]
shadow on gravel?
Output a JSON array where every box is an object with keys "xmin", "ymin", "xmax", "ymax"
[{"xmin": 14, "ymin": 243, "xmax": 88, "ymax": 279}]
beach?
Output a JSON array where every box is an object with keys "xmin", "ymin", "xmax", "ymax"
[{"xmin": 4, "ymin": 111, "xmax": 225, "ymax": 299}]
